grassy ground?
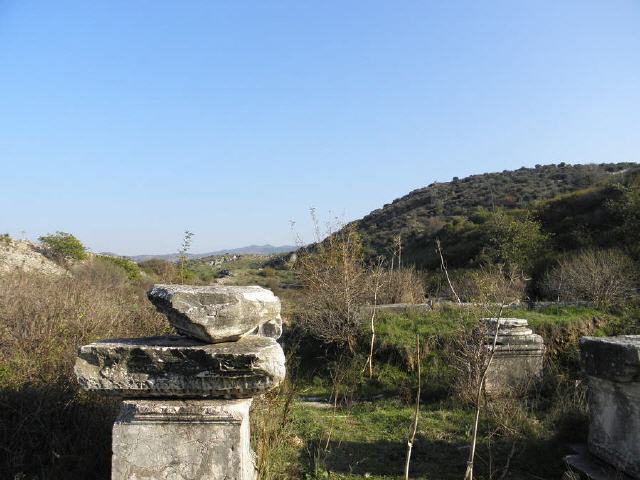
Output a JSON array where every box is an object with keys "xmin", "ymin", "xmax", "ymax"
[
  {"xmin": 255, "ymin": 305, "xmax": 614, "ymax": 479},
  {"xmin": 256, "ymin": 396, "xmax": 572, "ymax": 480},
  {"xmin": 2, "ymin": 258, "xmax": 626, "ymax": 479}
]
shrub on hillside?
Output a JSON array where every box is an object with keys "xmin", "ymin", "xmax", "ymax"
[
  {"xmin": 378, "ymin": 267, "xmax": 426, "ymax": 304},
  {"xmin": 455, "ymin": 267, "xmax": 527, "ymax": 304},
  {"xmin": 138, "ymin": 258, "xmax": 178, "ymax": 283},
  {"xmin": 478, "ymin": 210, "xmax": 548, "ymax": 276},
  {"xmin": 95, "ymin": 255, "xmax": 141, "ymax": 282},
  {"xmin": 38, "ymin": 231, "xmax": 87, "ymax": 263},
  {"xmin": 542, "ymin": 249, "xmax": 637, "ymax": 308}
]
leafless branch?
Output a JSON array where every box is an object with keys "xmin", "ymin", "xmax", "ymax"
[{"xmin": 404, "ymin": 335, "xmax": 421, "ymax": 480}]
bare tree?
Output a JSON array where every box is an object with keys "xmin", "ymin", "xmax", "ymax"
[
  {"xmin": 436, "ymin": 238, "xmax": 461, "ymax": 304},
  {"xmin": 365, "ymin": 258, "xmax": 385, "ymax": 378},
  {"xmin": 543, "ymin": 248, "xmax": 637, "ymax": 308},
  {"xmin": 463, "ymin": 307, "xmax": 503, "ymax": 480},
  {"xmin": 404, "ymin": 335, "xmax": 421, "ymax": 480}
]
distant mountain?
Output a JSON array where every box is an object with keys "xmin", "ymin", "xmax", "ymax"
[
  {"xmin": 345, "ymin": 162, "xmax": 638, "ymax": 267},
  {"xmin": 128, "ymin": 244, "xmax": 296, "ymax": 263}
]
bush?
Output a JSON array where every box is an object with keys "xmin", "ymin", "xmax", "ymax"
[
  {"xmin": 95, "ymin": 255, "xmax": 141, "ymax": 282},
  {"xmin": 138, "ymin": 258, "xmax": 178, "ymax": 283},
  {"xmin": 542, "ymin": 249, "xmax": 637, "ymax": 308},
  {"xmin": 455, "ymin": 266, "xmax": 526, "ymax": 304},
  {"xmin": 38, "ymin": 231, "xmax": 87, "ymax": 263},
  {"xmin": 295, "ymin": 225, "xmax": 370, "ymax": 353},
  {"xmin": 378, "ymin": 268, "xmax": 425, "ymax": 304},
  {"xmin": 478, "ymin": 210, "xmax": 548, "ymax": 275}
]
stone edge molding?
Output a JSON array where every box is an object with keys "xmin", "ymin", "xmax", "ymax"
[{"xmin": 75, "ymin": 334, "xmax": 286, "ymax": 398}]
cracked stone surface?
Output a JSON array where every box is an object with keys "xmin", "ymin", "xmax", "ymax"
[
  {"xmin": 147, "ymin": 284, "xmax": 282, "ymax": 343},
  {"xmin": 580, "ymin": 335, "xmax": 640, "ymax": 479},
  {"xmin": 580, "ymin": 335, "xmax": 640, "ymax": 383},
  {"xmin": 75, "ymin": 335, "xmax": 285, "ymax": 398},
  {"xmin": 112, "ymin": 399, "xmax": 255, "ymax": 480}
]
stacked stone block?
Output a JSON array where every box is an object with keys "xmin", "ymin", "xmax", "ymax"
[{"xmin": 75, "ymin": 285, "xmax": 286, "ymax": 480}]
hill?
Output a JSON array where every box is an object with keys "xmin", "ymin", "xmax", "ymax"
[
  {"xmin": 350, "ymin": 162, "xmax": 638, "ymax": 267},
  {"xmin": 129, "ymin": 244, "xmax": 295, "ymax": 263}
]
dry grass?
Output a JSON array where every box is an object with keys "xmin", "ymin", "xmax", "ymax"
[
  {"xmin": 0, "ymin": 261, "xmax": 168, "ymax": 479},
  {"xmin": 251, "ymin": 379, "xmax": 301, "ymax": 480},
  {"xmin": 378, "ymin": 267, "xmax": 425, "ymax": 305}
]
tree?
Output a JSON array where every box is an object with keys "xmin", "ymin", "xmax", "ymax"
[
  {"xmin": 609, "ymin": 177, "xmax": 640, "ymax": 259},
  {"xmin": 38, "ymin": 231, "xmax": 87, "ymax": 262},
  {"xmin": 479, "ymin": 210, "xmax": 548, "ymax": 276}
]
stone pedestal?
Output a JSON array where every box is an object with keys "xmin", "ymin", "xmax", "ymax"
[
  {"xmin": 482, "ymin": 318, "xmax": 545, "ymax": 394},
  {"xmin": 75, "ymin": 284, "xmax": 286, "ymax": 480},
  {"xmin": 578, "ymin": 335, "xmax": 640, "ymax": 479},
  {"xmin": 112, "ymin": 399, "xmax": 255, "ymax": 480}
]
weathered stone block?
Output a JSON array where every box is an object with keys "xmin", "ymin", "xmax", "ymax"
[
  {"xmin": 580, "ymin": 335, "xmax": 640, "ymax": 479},
  {"xmin": 147, "ymin": 284, "xmax": 281, "ymax": 343},
  {"xmin": 483, "ymin": 318, "xmax": 545, "ymax": 394},
  {"xmin": 75, "ymin": 335, "xmax": 285, "ymax": 398},
  {"xmin": 254, "ymin": 316, "xmax": 283, "ymax": 339},
  {"xmin": 112, "ymin": 399, "xmax": 255, "ymax": 480}
]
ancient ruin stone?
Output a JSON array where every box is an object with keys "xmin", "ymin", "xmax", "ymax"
[
  {"xmin": 482, "ymin": 318, "xmax": 545, "ymax": 394},
  {"xmin": 579, "ymin": 335, "xmax": 640, "ymax": 479},
  {"xmin": 147, "ymin": 284, "xmax": 282, "ymax": 343},
  {"xmin": 112, "ymin": 399, "xmax": 255, "ymax": 480},
  {"xmin": 75, "ymin": 335, "xmax": 285, "ymax": 398},
  {"xmin": 253, "ymin": 316, "xmax": 283, "ymax": 339}
]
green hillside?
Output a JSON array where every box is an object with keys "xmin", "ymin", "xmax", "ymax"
[{"xmin": 352, "ymin": 162, "xmax": 638, "ymax": 267}]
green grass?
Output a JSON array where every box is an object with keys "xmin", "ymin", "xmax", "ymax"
[
  {"xmin": 282, "ymin": 306, "xmax": 604, "ymax": 478},
  {"xmin": 281, "ymin": 397, "xmax": 569, "ymax": 480},
  {"xmin": 375, "ymin": 304, "xmax": 616, "ymax": 348},
  {"xmin": 505, "ymin": 305, "xmax": 612, "ymax": 329}
]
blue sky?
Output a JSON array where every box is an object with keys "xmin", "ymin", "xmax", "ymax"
[{"xmin": 1, "ymin": 1, "xmax": 639, "ymax": 255}]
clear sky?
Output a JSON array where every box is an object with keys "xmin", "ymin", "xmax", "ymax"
[{"xmin": 1, "ymin": 1, "xmax": 639, "ymax": 255}]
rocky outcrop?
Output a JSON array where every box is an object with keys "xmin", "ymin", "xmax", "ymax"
[{"xmin": 0, "ymin": 239, "xmax": 67, "ymax": 276}]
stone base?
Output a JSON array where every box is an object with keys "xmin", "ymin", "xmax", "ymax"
[
  {"xmin": 484, "ymin": 345, "xmax": 544, "ymax": 394},
  {"xmin": 586, "ymin": 376, "xmax": 640, "ymax": 479},
  {"xmin": 112, "ymin": 399, "xmax": 256, "ymax": 480},
  {"xmin": 482, "ymin": 318, "xmax": 545, "ymax": 394},
  {"xmin": 564, "ymin": 444, "xmax": 635, "ymax": 480}
]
